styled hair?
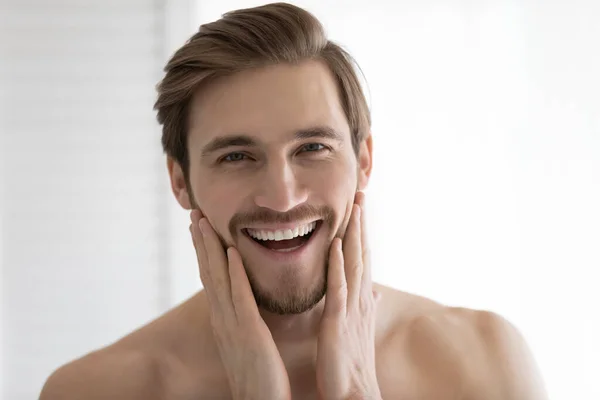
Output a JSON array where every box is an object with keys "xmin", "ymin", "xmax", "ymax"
[{"xmin": 154, "ymin": 2, "xmax": 371, "ymax": 178}]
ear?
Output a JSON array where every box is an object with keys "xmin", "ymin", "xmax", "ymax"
[
  {"xmin": 357, "ymin": 133, "xmax": 373, "ymax": 191},
  {"xmin": 167, "ymin": 157, "xmax": 193, "ymax": 210}
]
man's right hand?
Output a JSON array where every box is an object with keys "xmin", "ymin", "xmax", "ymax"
[{"xmin": 189, "ymin": 210, "xmax": 292, "ymax": 400}]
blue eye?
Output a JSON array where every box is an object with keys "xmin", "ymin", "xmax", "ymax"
[
  {"xmin": 302, "ymin": 143, "xmax": 326, "ymax": 152},
  {"xmin": 223, "ymin": 152, "xmax": 247, "ymax": 162},
  {"xmin": 220, "ymin": 144, "xmax": 327, "ymax": 164}
]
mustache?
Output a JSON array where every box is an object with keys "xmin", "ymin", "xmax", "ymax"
[{"xmin": 229, "ymin": 204, "xmax": 335, "ymax": 233}]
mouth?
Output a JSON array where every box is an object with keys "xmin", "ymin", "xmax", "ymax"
[{"xmin": 242, "ymin": 220, "xmax": 323, "ymax": 257}]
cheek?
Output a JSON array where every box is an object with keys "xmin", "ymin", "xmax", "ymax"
[
  {"xmin": 310, "ymin": 161, "xmax": 357, "ymax": 236},
  {"xmin": 314, "ymin": 158, "xmax": 358, "ymax": 196},
  {"xmin": 191, "ymin": 177, "xmax": 242, "ymax": 242}
]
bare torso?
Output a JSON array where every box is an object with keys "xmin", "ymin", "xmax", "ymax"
[{"xmin": 39, "ymin": 283, "xmax": 529, "ymax": 400}]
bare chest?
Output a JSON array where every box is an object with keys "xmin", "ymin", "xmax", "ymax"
[{"xmin": 162, "ymin": 357, "xmax": 464, "ymax": 400}]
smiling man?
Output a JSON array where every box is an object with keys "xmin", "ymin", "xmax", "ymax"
[{"xmin": 40, "ymin": 3, "xmax": 548, "ymax": 400}]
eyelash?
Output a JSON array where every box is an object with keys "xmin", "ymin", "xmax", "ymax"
[{"xmin": 220, "ymin": 143, "xmax": 329, "ymax": 164}]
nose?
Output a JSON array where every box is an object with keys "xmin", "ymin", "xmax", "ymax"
[{"xmin": 253, "ymin": 159, "xmax": 308, "ymax": 212}]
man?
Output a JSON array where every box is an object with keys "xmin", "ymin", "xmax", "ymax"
[{"xmin": 40, "ymin": 3, "xmax": 548, "ymax": 399}]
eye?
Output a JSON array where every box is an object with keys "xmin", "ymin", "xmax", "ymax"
[
  {"xmin": 222, "ymin": 152, "xmax": 248, "ymax": 163},
  {"xmin": 301, "ymin": 143, "xmax": 327, "ymax": 153}
]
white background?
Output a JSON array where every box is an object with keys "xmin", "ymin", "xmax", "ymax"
[{"xmin": 1, "ymin": 1, "xmax": 599, "ymax": 399}]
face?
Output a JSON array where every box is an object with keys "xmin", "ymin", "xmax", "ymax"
[{"xmin": 169, "ymin": 60, "xmax": 372, "ymax": 314}]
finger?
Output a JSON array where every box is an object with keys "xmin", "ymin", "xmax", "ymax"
[
  {"xmin": 356, "ymin": 191, "xmax": 373, "ymax": 299},
  {"xmin": 189, "ymin": 217, "xmax": 221, "ymax": 317},
  {"xmin": 227, "ymin": 246, "xmax": 260, "ymax": 323},
  {"xmin": 198, "ymin": 217, "xmax": 234, "ymax": 315},
  {"xmin": 343, "ymin": 203, "xmax": 363, "ymax": 309},
  {"xmin": 189, "ymin": 220, "xmax": 208, "ymax": 282},
  {"xmin": 190, "ymin": 211, "xmax": 209, "ymax": 283},
  {"xmin": 190, "ymin": 208, "xmax": 204, "ymax": 220},
  {"xmin": 324, "ymin": 238, "xmax": 347, "ymax": 318}
]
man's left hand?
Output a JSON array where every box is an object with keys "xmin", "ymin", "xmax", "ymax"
[{"xmin": 316, "ymin": 191, "xmax": 382, "ymax": 400}]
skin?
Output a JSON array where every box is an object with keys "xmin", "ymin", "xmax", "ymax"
[{"xmin": 39, "ymin": 60, "xmax": 549, "ymax": 400}]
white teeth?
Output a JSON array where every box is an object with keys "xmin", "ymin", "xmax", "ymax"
[{"xmin": 247, "ymin": 221, "xmax": 317, "ymax": 242}]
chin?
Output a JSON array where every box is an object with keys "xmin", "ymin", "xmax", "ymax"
[
  {"xmin": 244, "ymin": 260, "xmax": 328, "ymax": 315},
  {"xmin": 231, "ymin": 213, "xmax": 337, "ymax": 314}
]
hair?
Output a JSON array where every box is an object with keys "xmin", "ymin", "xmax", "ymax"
[{"xmin": 154, "ymin": 2, "xmax": 371, "ymax": 180}]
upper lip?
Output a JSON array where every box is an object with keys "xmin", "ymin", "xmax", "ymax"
[{"xmin": 243, "ymin": 219, "xmax": 321, "ymax": 232}]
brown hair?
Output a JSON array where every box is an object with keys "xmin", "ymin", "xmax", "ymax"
[{"xmin": 154, "ymin": 2, "xmax": 371, "ymax": 179}]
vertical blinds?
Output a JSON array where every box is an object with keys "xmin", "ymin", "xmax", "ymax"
[{"xmin": 0, "ymin": 1, "xmax": 171, "ymax": 398}]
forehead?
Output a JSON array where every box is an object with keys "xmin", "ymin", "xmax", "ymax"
[{"xmin": 188, "ymin": 60, "xmax": 350, "ymax": 147}]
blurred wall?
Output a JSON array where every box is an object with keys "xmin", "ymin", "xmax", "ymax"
[{"xmin": 0, "ymin": 1, "xmax": 196, "ymax": 398}]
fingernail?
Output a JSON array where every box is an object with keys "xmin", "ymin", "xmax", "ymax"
[
  {"xmin": 373, "ymin": 290, "xmax": 381, "ymax": 302},
  {"xmin": 198, "ymin": 218, "xmax": 207, "ymax": 236},
  {"xmin": 334, "ymin": 237, "xmax": 343, "ymax": 252},
  {"xmin": 227, "ymin": 247, "xmax": 235, "ymax": 259}
]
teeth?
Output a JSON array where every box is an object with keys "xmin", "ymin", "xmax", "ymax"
[{"xmin": 247, "ymin": 221, "xmax": 317, "ymax": 241}]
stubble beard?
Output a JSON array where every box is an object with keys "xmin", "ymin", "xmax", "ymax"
[
  {"xmin": 185, "ymin": 178, "xmax": 340, "ymax": 315},
  {"xmin": 245, "ymin": 258, "xmax": 329, "ymax": 315}
]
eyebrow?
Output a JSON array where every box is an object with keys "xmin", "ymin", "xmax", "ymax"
[{"xmin": 200, "ymin": 126, "xmax": 344, "ymax": 158}]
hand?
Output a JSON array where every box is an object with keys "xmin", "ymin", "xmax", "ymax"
[
  {"xmin": 316, "ymin": 192, "xmax": 382, "ymax": 400},
  {"xmin": 189, "ymin": 210, "xmax": 292, "ymax": 400}
]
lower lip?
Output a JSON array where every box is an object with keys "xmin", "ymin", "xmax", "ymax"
[{"xmin": 243, "ymin": 221, "xmax": 323, "ymax": 262}]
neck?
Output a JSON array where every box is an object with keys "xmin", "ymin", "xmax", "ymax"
[{"xmin": 259, "ymin": 297, "xmax": 326, "ymax": 343}]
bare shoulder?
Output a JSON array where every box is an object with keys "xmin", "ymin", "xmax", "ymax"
[
  {"xmin": 39, "ymin": 293, "xmax": 214, "ymax": 400},
  {"xmin": 39, "ymin": 347, "xmax": 165, "ymax": 400},
  {"xmin": 377, "ymin": 285, "xmax": 548, "ymax": 400}
]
